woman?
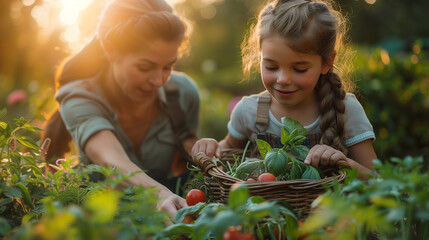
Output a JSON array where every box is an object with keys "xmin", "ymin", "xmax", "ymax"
[{"xmin": 42, "ymin": 0, "xmax": 199, "ymax": 219}]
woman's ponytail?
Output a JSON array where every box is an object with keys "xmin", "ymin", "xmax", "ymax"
[{"xmin": 42, "ymin": 38, "xmax": 107, "ymax": 163}]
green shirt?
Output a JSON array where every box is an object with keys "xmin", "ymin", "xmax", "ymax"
[{"xmin": 56, "ymin": 71, "xmax": 200, "ymax": 189}]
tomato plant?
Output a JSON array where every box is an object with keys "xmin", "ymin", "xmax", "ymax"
[
  {"xmin": 186, "ymin": 189, "xmax": 206, "ymax": 206},
  {"xmin": 258, "ymin": 173, "xmax": 276, "ymax": 181}
]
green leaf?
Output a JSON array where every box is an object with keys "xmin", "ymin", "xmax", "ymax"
[
  {"xmin": 265, "ymin": 149, "xmax": 289, "ymax": 176},
  {"xmin": 0, "ymin": 217, "xmax": 12, "ymax": 236},
  {"xmin": 4, "ymin": 187, "xmax": 21, "ymax": 198},
  {"xmin": 0, "ymin": 122, "xmax": 7, "ymax": 130},
  {"xmin": 160, "ymin": 223, "xmax": 194, "ymax": 238},
  {"xmin": 22, "ymin": 123, "xmax": 42, "ymax": 132},
  {"xmin": 280, "ymin": 128, "xmax": 289, "ymax": 146},
  {"xmin": 255, "ymin": 139, "xmax": 271, "ymax": 159},
  {"xmin": 16, "ymin": 183, "xmax": 35, "ymax": 209},
  {"xmin": 174, "ymin": 202, "xmax": 205, "ymax": 223},
  {"xmin": 11, "ymin": 174, "xmax": 18, "ymax": 184},
  {"xmin": 228, "ymin": 184, "xmax": 250, "ymax": 210},
  {"xmin": 290, "ymin": 158, "xmax": 307, "ymax": 180},
  {"xmin": 292, "ymin": 135, "xmax": 306, "ymax": 146},
  {"xmin": 301, "ymin": 166, "xmax": 321, "ymax": 180},
  {"xmin": 210, "ymin": 210, "xmax": 244, "ymax": 238},
  {"xmin": 232, "ymin": 158, "xmax": 265, "ymax": 180},
  {"xmin": 281, "ymin": 117, "xmax": 307, "ymax": 136},
  {"xmin": 16, "ymin": 136, "xmax": 39, "ymax": 150},
  {"xmin": 290, "ymin": 145, "xmax": 310, "ymax": 161}
]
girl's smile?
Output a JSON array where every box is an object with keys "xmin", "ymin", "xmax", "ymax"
[{"xmin": 260, "ymin": 35, "xmax": 331, "ymax": 111}]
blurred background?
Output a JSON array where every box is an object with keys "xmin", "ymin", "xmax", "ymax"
[{"xmin": 0, "ymin": 0, "xmax": 428, "ymax": 164}]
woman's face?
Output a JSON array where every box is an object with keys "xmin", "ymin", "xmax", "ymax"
[
  {"xmin": 260, "ymin": 35, "xmax": 331, "ymax": 110},
  {"xmin": 109, "ymin": 39, "xmax": 181, "ymax": 103}
]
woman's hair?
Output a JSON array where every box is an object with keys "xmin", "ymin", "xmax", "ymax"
[
  {"xmin": 42, "ymin": 0, "xmax": 191, "ymax": 162},
  {"xmin": 242, "ymin": 0, "xmax": 352, "ymax": 154}
]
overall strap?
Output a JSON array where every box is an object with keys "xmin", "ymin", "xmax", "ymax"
[
  {"xmin": 255, "ymin": 91, "xmax": 271, "ymax": 140},
  {"xmin": 162, "ymin": 80, "xmax": 193, "ymax": 163}
]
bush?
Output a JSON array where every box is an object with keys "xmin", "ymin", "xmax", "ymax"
[{"xmin": 353, "ymin": 42, "xmax": 429, "ymax": 166}]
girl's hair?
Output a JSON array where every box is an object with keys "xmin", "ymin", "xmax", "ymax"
[
  {"xmin": 242, "ymin": 0, "xmax": 352, "ymax": 154},
  {"xmin": 42, "ymin": 0, "xmax": 191, "ymax": 162}
]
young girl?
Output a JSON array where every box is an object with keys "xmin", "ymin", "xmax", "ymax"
[
  {"xmin": 192, "ymin": 0, "xmax": 376, "ymax": 175},
  {"xmin": 42, "ymin": 0, "xmax": 200, "ymax": 219}
]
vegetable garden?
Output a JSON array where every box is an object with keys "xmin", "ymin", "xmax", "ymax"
[{"xmin": 1, "ymin": 0, "xmax": 429, "ymax": 239}]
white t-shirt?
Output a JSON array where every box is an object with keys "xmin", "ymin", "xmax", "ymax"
[{"xmin": 227, "ymin": 92, "xmax": 375, "ymax": 148}]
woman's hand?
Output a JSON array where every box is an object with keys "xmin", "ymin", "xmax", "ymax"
[
  {"xmin": 304, "ymin": 144, "xmax": 347, "ymax": 168},
  {"xmin": 192, "ymin": 138, "xmax": 222, "ymax": 159},
  {"xmin": 157, "ymin": 191, "xmax": 187, "ymax": 224}
]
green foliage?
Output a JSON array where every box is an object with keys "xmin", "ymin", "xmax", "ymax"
[
  {"xmin": 302, "ymin": 156, "xmax": 429, "ymax": 240},
  {"xmin": 158, "ymin": 184, "xmax": 298, "ymax": 240},
  {"xmin": 0, "ymin": 110, "xmax": 167, "ymax": 239},
  {"xmin": 354, "ymin": 44, "xmax": 429, "ymax": 165},
  {"xmin": 255, "ymin": 117, "xmax": 322, "ymax": 181}
]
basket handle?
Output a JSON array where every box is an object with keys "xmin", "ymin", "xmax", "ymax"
[
  {"xmin": 191, "ymin": 152, "xmax": 218, "ymax": 175},
  {"xmin": 336, "ymin": 159, "xmax": 352, "ymax": 170}
]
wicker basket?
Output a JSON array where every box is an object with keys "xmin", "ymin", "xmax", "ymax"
[{"xmin": 191, "ymin": 149, "xmax": 351, "ymax": 218}]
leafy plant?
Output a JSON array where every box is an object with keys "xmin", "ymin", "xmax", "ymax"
[
  {"xmin": 0, "ymin": 109, "xmax": 169, "ymax": 239},
  {"xmin": 301, "ymin": 156, "xmax": 429, "ymax": 240},
  {"xmin": 253, "ymin": 117, "xmax": 321, "ymax": 181},
  {"xmin": 158, "ymin": 184, "xmax": 299, "ymax": 240}
]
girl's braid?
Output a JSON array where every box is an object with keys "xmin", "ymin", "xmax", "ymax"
[{"xmin": 316, "ymin": 70, "xmax": 348, "ymax": 155}]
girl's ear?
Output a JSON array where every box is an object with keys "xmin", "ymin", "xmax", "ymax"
[{"xmin": 322, "ymin": 51, "xmax": 336, "ymax": 74}]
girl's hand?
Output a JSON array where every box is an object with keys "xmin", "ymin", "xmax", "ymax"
[
  {"xmin": 304, "ymin": 144, "xmax": 347, "ymax": 168},
  {"xmin": 192, "ymin": 138, "xmax": 222, "ymax": 159}
]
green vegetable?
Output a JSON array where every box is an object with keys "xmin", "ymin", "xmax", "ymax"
[
  {"xmin": 265, "ymin": 149, "xmax": 289, "ymax": 177},
  {"xmin": 301, "ymin": 166, "xmax": 321, "ymax": 180},
  {"xmin": 232, "ymin": 158, "xmax": 265, "ymax": 180},
  {"xmin": 289, "ymin": 156, "xmax": 307, "ymax": 180}
]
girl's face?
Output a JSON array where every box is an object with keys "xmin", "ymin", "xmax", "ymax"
[
  {"xmin": 260, "ymin": 36, "xmax": 331, "ymax": 110},
  {"xmin": 109, "ymin": 39, "xmax": 180, "ymax": 103}
]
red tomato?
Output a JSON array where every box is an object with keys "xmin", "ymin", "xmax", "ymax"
[
  {"xmin": 298, "ymin": 220, "xmax": 309, "ymax": 239},
  {"xmin": 182, "ymin": 215, "xmax": 195, "ymax": 224},
  {"xmin": 186, "ymin": 189, "xmax": 206, "ymax": 206},
  {"xmin": 258, "ymin": 173, "xmax": 276, "ymax": 181},
  {"xmin": 223, "ymin": 226, "xmax": 253, "ymax": 240},
  {"xmin": 246, "ymin": 178, "xmax": 256, "ymax": 182}
]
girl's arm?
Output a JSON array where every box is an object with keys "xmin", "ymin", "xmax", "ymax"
[
  {"xmin": 84, "ymin": 130, "xmax": 186, "ymax": 217},
  {"xmin": 346, "ymin": 139, "xmax": 377, "ymax": 174}
]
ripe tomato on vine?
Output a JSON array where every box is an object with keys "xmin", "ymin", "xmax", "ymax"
[{"xmin": 185, "ymin": 189, "xmax": 206, "ymax": 206}]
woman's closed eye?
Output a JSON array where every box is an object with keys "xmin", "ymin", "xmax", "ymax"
[{"xmin": 137, "ymin": 65, "xmax": 152, "ymax": 72}]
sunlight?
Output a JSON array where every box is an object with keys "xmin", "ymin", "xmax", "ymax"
[{"xmin": 59, "ymin": 0, "xmax": 92, "ymax": 26}]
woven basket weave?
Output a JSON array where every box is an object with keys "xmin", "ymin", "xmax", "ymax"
[{"xmin": 191, "ymin": 149, "xmax": 351, "ymax": 218}]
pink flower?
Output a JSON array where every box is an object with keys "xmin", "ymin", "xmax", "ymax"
[
  {"xmin": 228, "ymin": 96, "xmax": 242, "ymax": 115},
  {"xmin": 7, "ymin": 89, "xmax": 27, "ymax": 106}
]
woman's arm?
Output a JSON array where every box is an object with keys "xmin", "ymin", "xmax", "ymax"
[{"xmin": 84, "ymin": 130, "xmax": 186, "ymax": 217}]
